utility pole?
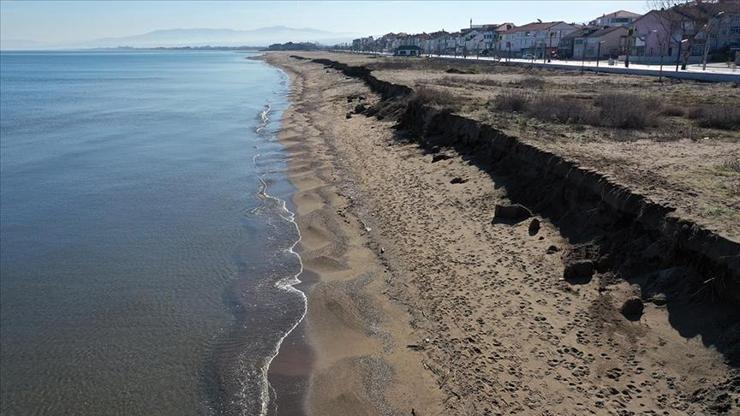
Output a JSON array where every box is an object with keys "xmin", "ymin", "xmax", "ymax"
[
  {"xmin": 543, "ymin": 39, "xmax": 547, "ymax": 64},
  {"xmin": 581, "ymin": 40, "xmax": 586, "ymax": 73},
  {"xmin": 702, "ymin": 11, "xmax": 725, "ymax": 71},
  {"xmin": 676, "ymin": 38, "xmax": 687, "ymax": 71},
  {"xmin": 625, "ymin": 28, "xmax": 633, "ymax": 68}
]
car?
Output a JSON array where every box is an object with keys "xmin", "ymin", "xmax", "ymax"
[{"xmin": 522, "ymin": 53, "xmax": 536, "ymax": 60}]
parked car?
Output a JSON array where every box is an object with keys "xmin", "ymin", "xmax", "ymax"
[{"xmin": 522, "ymin": 53, "xmax": 535, "ymax": 60}]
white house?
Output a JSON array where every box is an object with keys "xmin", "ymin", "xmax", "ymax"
[
  {"xmin": 589, "ymin": 10, "xmax": 642, "ymax": 27},
  {"xmin": 395, "ymin": 45, "xmax": 422, "ymax": 56}
]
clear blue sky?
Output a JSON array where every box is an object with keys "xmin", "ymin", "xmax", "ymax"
[{"xmin": 1, "ymin": 1, "xmax": 650, "ymax": 43}]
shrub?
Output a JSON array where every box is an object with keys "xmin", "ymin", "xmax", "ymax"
[
  {"xmin": 412, "ymin": 85, "xmax": 459, "ymax": 107},
  {"xmin": 495, "ymin": 90, "xmax": 530, "ymax": 112},
  {"xmin": 660, "ymin": 105, "xmax": 685, "ymax": 117},
  {"xmin": 527, "ymin": 94, "xmax": 597, "ymax": 124},
  {"xmin": 594, "ymin": 93, "xmax": 660, "ymax": 128},
  {"xmin": 689, "ymin": 104, "xmax": 740, "ymax": 130},
  {"xmin": 719, "ymin": 157, "xmax": 740, "ymax": 173},
  {"xmin": 511, "ymin": 76, "xmax": 546, "ymax": 89},
  {"xmin": 475, "ymin": 78, "xmax": 503, "ymax": 87}
]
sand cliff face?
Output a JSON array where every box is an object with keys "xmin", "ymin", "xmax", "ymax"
[{"xmin": 265, "ymin": 52, "xmax": 739, "ymax": 416}]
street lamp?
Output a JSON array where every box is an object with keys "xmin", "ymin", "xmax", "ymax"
[
  {"xmin": 581, "ymin": 40, "xmax": 587, "ymax": 73},
  {"xmin": 702, "ymin": 11, "xmax": 725, "ymax": 71}
]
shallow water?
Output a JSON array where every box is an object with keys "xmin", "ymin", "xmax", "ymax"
[{"xmin": 0, "ymin": 50, "xmax": 304, "ymax": 415}]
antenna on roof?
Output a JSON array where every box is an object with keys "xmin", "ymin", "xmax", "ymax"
[{"xmin": 537, "ymin": 18, "xmax": 542, "ymax": 23}]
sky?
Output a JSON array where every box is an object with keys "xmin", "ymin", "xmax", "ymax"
[{"xmin": 1, "ymin": 1, "xmax": 651, "ymax": 45}]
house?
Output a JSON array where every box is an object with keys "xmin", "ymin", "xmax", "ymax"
[
  {"xmin": 423, "ymin": 31, "xmax": 454, "ymax": 55},
  {"xmin": 573, "ymin": 26, "xmax": 629, "ymax": 59},
  {"xmin": 395, "ymin": 45, "xmax": 422, "ymax": 56},
  {"xmin": 632, "ymin": 9, "xmax": 688, "ymax": 60},
  {"xmin": 460, "ymin": 28, "xmax": 488, "ymax": 55},
  {"xmin": 589, "ymin": 10, "xmax": 642, "ymax": 27},
  {"xmin": 632, "ymin": 1, "xmax": 740, "ymax": 63},
  {"xmin": 558, "ymin": 27, "xmax": 597, "ymax": 59},
  {"xmin": 475, "ymin": 23, "xmax": 515, "ymax": 54},
  {"xmin": 500, "ymin": 21, "xmax": 579, "ymax": 57}
]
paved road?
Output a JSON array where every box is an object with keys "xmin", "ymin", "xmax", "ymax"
[{"xmin": 349, "ymin": 51, "xmax": 740, "ymax": 82}]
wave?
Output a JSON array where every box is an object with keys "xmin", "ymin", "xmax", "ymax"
[{"xmin": 251, "ymin": 104, "xmax": 307, "ymax": 416}]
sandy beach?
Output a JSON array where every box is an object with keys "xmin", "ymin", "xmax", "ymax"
[{"xmin": 264, "ymin": 52, "xmax": 738, "ymax": 415}]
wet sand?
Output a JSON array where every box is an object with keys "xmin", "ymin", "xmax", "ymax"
[{"xmin": 265, "ymin": 52, "xmax": 738, "ymax": 416}]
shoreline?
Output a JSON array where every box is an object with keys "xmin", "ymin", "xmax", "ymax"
[
  {"xmin": 263, "ymin": 51, "xmax": 738, "ymax": 415},
  {"xmin": 264, "ymin": 53, "xmax": 443, "ymax": 415}
]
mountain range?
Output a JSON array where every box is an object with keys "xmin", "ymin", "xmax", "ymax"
[{"xmin": 1, "ymin": 26, "xmax": 357, "ymax": 50}]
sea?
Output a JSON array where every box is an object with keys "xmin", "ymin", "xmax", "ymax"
[{"xmin": 0, "ymin": 50, "xmax": 306, "ymax": 416}]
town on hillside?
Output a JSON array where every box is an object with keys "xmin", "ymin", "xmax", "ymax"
[{"xmin": 348, "ymin": 0, "xmax": 740, "ymax": 68}]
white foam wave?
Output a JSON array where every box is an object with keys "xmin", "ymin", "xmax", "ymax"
[{"xmin": 250, "ymin": 104, "xmax": 307, "ymax": 416}]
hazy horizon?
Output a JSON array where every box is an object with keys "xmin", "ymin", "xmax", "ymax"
[{"xmin": 2, "ymin": 1, "xmax": 650, "ymax": 49}]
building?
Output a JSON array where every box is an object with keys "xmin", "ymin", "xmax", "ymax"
[
  {"xmin": 480, "ymin": 23, "xmax": 515, "ymax": 54},
  {"xmin": 589, "ymin": 10, "xmax": 642, "ymax": 27},
  {"xmin": 558, "ymin": 27, "xmax": 597, "ymax": 59},
  {"xmin": 500, "ymin": 21, "xmax": 579, "ymax": 57},
  {"xmin": 632, "ymin": 1, "xmax": 740, "ymax": 63},
  {"xmin": 573, "ymin": 26, "xmax": 629, "ymax": 59},
  {"xmin": 395, "ymin": 45, "xmax": 422, "ymax": 56},
  {"xmin": 423, "ymin": 31, "xmax": 456, "ymax": 55}
]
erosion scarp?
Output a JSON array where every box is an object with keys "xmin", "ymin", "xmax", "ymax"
[{"xmin": 307, "ymin": 56, "xmax": 740, "ymax": 364}]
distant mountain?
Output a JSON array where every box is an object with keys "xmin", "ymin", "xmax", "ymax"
[
  {"xmin": 1, "ymin": 26, "xmax": 357, "ymax": 50},
  {"xmin": 0, "ymin": 38, "xmax": 47, "ymax": 50}
]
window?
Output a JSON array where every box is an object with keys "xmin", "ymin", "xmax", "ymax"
[{"xmin": 731, "ymin": 26, "xmax": 740, "ymax": 34}]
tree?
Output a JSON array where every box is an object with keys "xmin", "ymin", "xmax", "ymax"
[{"xmin": 646, "ymin": 0, "xmax": 717, "ymax": 69}]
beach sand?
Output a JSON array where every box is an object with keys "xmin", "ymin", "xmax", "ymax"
[{"xmin": 265, "ymin": 52, "xmax": 738, "ymax": 416}]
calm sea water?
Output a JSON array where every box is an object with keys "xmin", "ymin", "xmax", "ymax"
[{"xmin": 0, "ymin": 50, "xmax": 305, "ymax": 415}]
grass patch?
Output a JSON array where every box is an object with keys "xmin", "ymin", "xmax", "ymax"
[
  {"xmin": 660, "ymin": 105, "xmax": 685, "ymax": 117},
  {"xmin": 688, "ymin": 104, "xmax": 740, "ymax": 130},
  {"xmin": 511, "ymin": 76, "xmax": 546, "ymax": 89},
  {"xmin": 594, "ymin": 93, "xmax": 661, "ymax": 129},
  {"xmin": 719, "ymin": 157, "xmax": 740, "ymax": 173},
  {"xmin": 527, "ymin": 94, "xmax": 597, "ymax": 124},
  {"xmin": 412, "ymin": 85, "xmax": 459, "ymax": 107},
  {"xmin": 494, "ymin": 90, "xmax": 530, "ymax": 112},
  {"xmin": 493, "ymin": 91, "xmax": 657, "ymax": 128},
  {"xmin": 705, "ymin": 205, "xmax": 733, "ymax": 217}
]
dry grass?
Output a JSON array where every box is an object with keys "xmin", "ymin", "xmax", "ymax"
[
  {"xmin": 412, "ymin": 85, "xmax": 459, "ymax": 107},
  {"xmin": 494, "ymin": 90, "xmax": 530, "ymax": 112},
  {"xmin": 527, "ymin": 94, "xmax": 597, "ymax": 124},
  {"xmin": 719, "ymin": 157, "xmax": 740, "ymax": 173},
  {"xmin": 660, "ymin": 105, "xmax": 685, "ymax": 117},
  {"xmin": 438, "ymin": 76, "xmax": 503, "ymax": 88},
  {"xmin": 494, "ymin": 91, "xmax": 662, "ymax": 129},
  {"xmin": 511, "ymin": 76, "xmax": 546, "ymax": 89},
  {"xmin": 595, "ymin": 93, "xmax": 661, "ymax": 129},
  {"xmin": 688, "ymin": 104, "xmax": 740, "ymax": 130}
]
